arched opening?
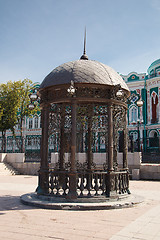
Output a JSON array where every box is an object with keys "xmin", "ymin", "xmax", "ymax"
[
  {"xmin": 128, "ymin": 131, "xmax": 138, "ymax": 152},
  {"xmin": 151, "ymin": 92, "xmax": 158, "ymax": 123},
  {"xmin": 149, "ymin": 130, "xmax": 159, "ymax": 149},
  {"xmin": 129, "ymin": 105, "xmax": 138, "ymax": 123}
]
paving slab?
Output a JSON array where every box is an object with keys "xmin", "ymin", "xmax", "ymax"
[{"xmin": 0, "ymin": 175, "xmax": 160, "ymax": 240}]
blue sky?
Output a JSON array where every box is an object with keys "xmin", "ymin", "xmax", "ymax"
[{"xmin": 1, "ymin": 0, "xmax": 160, "ymax": 84}]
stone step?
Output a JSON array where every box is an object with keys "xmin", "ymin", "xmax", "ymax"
[
  {"xmin": 0, "ymin": 163, "xmax": 12, "ymax": 175},
  {"xmin": 0, "ymin": 162, "xmax": 20, "ymax": 175}
]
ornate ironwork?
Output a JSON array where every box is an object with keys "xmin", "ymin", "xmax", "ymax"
[
  {"xmin": 48, "ymin": 170, "xmax": 130, "ymax": 197},
  {"xmin": 40, "ymin": 86, "xmax": 129, "ymax": 104},
  {"xmin": 38, "ymin": 81, "xmax": 130, "ymax": 199},
  {"xmin": 76, "ymin": 87, "xmax": 110, "ymax": 99},
  {"xmin": 112, "ymin": 105, "xmax": 126, "ymax": 169},
  {"xmin": 25, "ymin": 135, "xmax": 41, "ymax": 162}
]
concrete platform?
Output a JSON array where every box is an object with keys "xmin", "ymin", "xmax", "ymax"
[{"xmin": 21, "ymin": 192, "xmax": 144, "ymax": 210}]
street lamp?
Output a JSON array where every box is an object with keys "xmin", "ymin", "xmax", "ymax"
[
  {"xmin": 116, "ymin": 89, "xmax": 123, "ymax": 97},
  {"xmin": 136, "ymin": 98, "xmax": 144, "ymax": 152},
  {"xmin": 28, "ymin": 103, "xmax": 35, "ymax": 110},
  {"xmin": 136, "ymin": 99, "xmax": 143, "ymax": 108},
  {"xmin": 29, "ymin": 92, "xmax": 38, "ymax": 101},
  {"xmin": 115, "ymin": 84, "xmax": 123, "ymax": 98},
  {"xmin": 28, "ymin": 90, "xmax": 39, "ymax": 110},
  {"xmin": 67, "ymin": 80, "xmax": 76, "ymax": 96}
]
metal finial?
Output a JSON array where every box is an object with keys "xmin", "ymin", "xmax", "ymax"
[
  {"xmin": 80, "ymin": 27, "xmax": 88, "ymax": 60},
  {"xmin": 83, "ymin": 27, "xmax": 86, "ymax": 55}
]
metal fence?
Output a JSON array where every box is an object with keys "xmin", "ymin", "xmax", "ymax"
[
  {"xmin": 142, "ymin": 152, "xmax": 160, "ymax": 163},
  {"xmin": 1, "ymin": 135, "xmax": 160, "ymax": 163}
]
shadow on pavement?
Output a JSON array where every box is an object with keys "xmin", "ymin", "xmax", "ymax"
[{"xmin": 0, "ymin": 195, "xmax": 38, "ymax": 212}]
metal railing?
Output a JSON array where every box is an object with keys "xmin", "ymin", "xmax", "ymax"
[{"xmin": 48, "ymin": 170, "xmax": 130, "ymax": 197}]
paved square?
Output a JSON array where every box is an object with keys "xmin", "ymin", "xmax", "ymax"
[{"xmin": 0, "ymin": 175, "xmax": 160, "ymax": 239}]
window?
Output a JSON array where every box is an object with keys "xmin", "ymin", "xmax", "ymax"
[
  {"xmin": 28, "ymin": 118, "xmax": 33, "ymax": 129},
  {"xmin": 130, "ymin": 132, "xmax": 138, "ymax": 141},
  {"xmin": 32, "ymin": 137, "xmax": 40, "ymax": 146},
  {"xmin": 130, "ymin": 106, "xmax": 137, "ymax": 123},
  {"xmin": 27, "ymin": 138, "xmax": 32, "ymax": 146},
  {"xmin": 34, "ymin": 117, "xmax": 39, "ymax": 129},
  {"xmin": 149, "ymin": 131, "xmax": 159, "ymax": 148},
  {"xmin": 151, "ymin": 92, "xmax": 158, "ymax": 123},
  {"xmin": 130, "ymin": 94, "xmax": 138, "ymax": 103},
  {"xmin": 40, "ymin": 118, "xmax": 42, "ymax": 128}
]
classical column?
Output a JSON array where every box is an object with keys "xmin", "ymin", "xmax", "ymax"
[
  {"xmin": 87, "ymin": 109, "xmax": 93, "ymax": 171},
  {"xmin": 59, "ymin": 104, "xmax": 65, "ymax": 170},
  {"xmin": 123, "ymin": 109, "xmax": 130, "ymax": 194},
  {"xmin": 123, "ymin": 109, "xmax": 128, "ymax": 169},
  {"xmin": 108, "ymin": 104, "xmax": 114, "ymax": 172},
  {"xmin": 106, "ymin": 104, "xmax": 115, "ymax": 197},
  {"xmin": 37, "ymin": 103, "xmax": 50, "ymax": 195},
  {"xmin": 67, "ymin": 99, "xmax": 77, "ymax": 199}
]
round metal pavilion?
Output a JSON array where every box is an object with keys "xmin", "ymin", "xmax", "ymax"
[{"xmin": 36, "ymin": 51, "xmax": 130, "ymax": 200}]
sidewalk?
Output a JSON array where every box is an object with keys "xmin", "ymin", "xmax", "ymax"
[{"xmin": 0, "ymin": 175, "xmax": 160, "ymax": 240}]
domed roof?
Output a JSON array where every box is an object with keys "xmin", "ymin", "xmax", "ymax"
[
  {"xmin": 147, "ymin": 59, "xmax": 160, "ymax": 74},
  {"xmin": 40, "ymin": 59, "xmax": 129, "ymax": 92}
]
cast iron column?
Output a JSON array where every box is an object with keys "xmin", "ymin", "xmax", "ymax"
[
  {"xmin": 59, "ymin": 104, "xmax": 65, "ymax": 170},
  {"xmin": 106, "ymin": 104, "xmax": 115, "ymax": 197},
  {"xmin": 87, "ymin": 105, "xmax": 93, "ymax": 171},
  {"xmin": 108, "ymin": 104, "xmax": 114, "ymax": 172},
  {"xmin": 67, "ymin": 99, "xmax": 77, "ymax": 199},
  {"xmin": 123, "ymin": 109, "xmax": 128, "ymax": 169},
  {"xmin": 37, "ymin": 103, "xmax": 50, "ymax": 195}
]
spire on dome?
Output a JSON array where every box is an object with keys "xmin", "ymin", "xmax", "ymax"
[{"xmin": 80, "ymin": 27, "xmax": 88, "ymax": 60}]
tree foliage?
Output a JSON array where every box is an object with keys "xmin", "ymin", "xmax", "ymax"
[
  {"xmin": 16, "ymin": 79, "xmax": 40, "ymax": 152},
  {"xmin": 16, "ymin": 79, "xmax": 40, "ymax": 126},
  {"xmin": 0, "ymin": 79, "xmax": 40, "ymax": 152},
  {"xmin": 0, "ymin": 81, "xmax": 21, "ymax": 151},
  {"xmin": 0, "ymin": 81, "xmax": 19, "ymax": 131}
]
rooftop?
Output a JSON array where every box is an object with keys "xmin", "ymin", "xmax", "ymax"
[{"xmin": 40, "ymin": 59, "xmax": 129, "ymax": 92}]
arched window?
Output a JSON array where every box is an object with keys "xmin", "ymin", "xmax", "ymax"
[
  {"xmin": 34, "ymin": 117, "xmax": 39, "ymax": 129},
  {"xmin": 130, "ymin": 131, "xmax": 138, "ymax": 141},
  {"xmin": 130, "ymin": 106, "xmax": 137, "ymax": 123},
  {"xmin": 151, "ymin": 92, "xmax": 158, "ymax": 123},
  {"xmin": 149, "ymin": 130, "xmax": 159, "ymax": 148},
  {"xmin": 28, "ymin": 118, "xmax": 33, "ymax": 129}
]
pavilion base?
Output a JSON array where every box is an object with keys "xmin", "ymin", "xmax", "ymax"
[{"xmin": 20, "ymin": 192, "xmax": 143, "ymax": 210}]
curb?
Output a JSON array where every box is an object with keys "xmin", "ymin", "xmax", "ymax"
[{"xmin": 20, "ymin": 193, "xmax": 144, "ymax": 211}]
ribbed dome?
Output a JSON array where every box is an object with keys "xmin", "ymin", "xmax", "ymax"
[
  {"xmin": 40, "ymin": 59, "xmax": 129, "ymax": 92},
  {"xmin": 147, "ymin": 59, "xmax": 160, "ymax": 74}
]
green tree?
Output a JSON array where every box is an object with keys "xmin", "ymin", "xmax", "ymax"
[
  {"xmin": 14, "ymin": 79, "xmax": 40, "ymax": 152},
  {"xmin": 0, "ymin": 79, "xmax": 40, "ymax": 152},
  {"xmin": 0, "ymin": 81, "xmax": 20, "ymax": 151}
]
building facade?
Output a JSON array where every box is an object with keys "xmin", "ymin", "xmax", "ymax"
[
  {"xmin": 121, "ymin": 59, "xmax": 160, "ymax": 152},
  {"xmin": 1, "ymin": 59, "xmax": 160, "ymax": 155}
]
